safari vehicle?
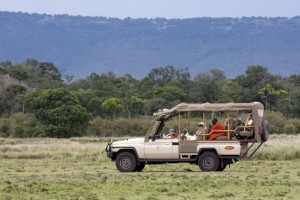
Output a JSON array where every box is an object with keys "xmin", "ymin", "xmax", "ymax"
[{"xmin": 106, "ymin": 102, "xmax": 269, "ymax": 172}]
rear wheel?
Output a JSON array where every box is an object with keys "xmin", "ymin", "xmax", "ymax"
[
  {"xmin": 116, "ymin": 152, "xmax": 137, "ymax": 172},
  {"xmin": 198, "ymin": 151, "xmax": 220, "ymax": 171}
]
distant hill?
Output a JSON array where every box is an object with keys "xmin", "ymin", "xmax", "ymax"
[{"xmin": 0, "ymin": 11, "xmax": 300, "ymax": 79}]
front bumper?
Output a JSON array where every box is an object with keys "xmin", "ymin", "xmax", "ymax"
[{"xmin": 105, "ymin": 142, "xmax": 113, "ymax": 159}]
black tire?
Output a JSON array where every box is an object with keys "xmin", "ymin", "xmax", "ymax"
[
  {"xmin": 198, "ymin": 151, "xmax": 220, "ymax": 171},
  {"xmin": 135, "ymin": 163, "xmax": 145, "ymax": 172},
  {"xmin": 116, "ymin": 152, "xmax": 137, "ymax": 172},
  {"xmin": 261, "ymin": 120, "xmax": 269, "ymax": 142},
  {"xmin": 217, "ymin": 165, "xmax": 226, "ymax": 171}
]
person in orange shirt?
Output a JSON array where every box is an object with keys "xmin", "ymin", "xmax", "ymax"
[{"xmin": 208, "ymin": 118, "xmax": 227, "ymax": 140}]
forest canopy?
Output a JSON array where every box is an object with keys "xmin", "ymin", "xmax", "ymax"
[{"xmin": 1, "ymin": 59, "xmax": 300, "ymax": 137}]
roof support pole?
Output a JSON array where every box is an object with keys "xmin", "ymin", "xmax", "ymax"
[
  {"xmin": 178, "ymin": 112, "xmax": 181, "ymax": 140},
  {"xmin": 227, "ymin": 112, "xmax": 230, "ymax": 140},
  {"xmin": 188, "ymin": 111, "xmax": 190, "ymax": 132}
]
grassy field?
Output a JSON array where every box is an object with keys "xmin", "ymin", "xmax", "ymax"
[{"xmin": 0, "ymin": 135, "xmax": 299, "ymax": 200}]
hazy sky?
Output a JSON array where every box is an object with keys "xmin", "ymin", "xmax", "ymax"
[{"xmin": 1, "ymin": 0, "xmax": 300, "ymax": 19}]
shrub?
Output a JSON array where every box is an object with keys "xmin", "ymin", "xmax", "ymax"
[
  {"xmin": 9, "ymin": 113, "xmax": 38, "ymax": 137},
  {"xmin": 27, "ymin": 88, "xmax": 90, "ymax": 137},
  {"xmin": 87, "ymin": 117, "xmax": 150, "ymax": 137},
  {"xmin": 264, "ymin": 111, "xmax": 285, "ymax": 133},
  {"xmin": 284, "ymin": 119, "xmax": 300, "ymax": 134},
  {"xmin": 0, "ymin": 118, "xmax": 10, "ymax": 137},
  {"xmin": 0, "ymin": 113, "xmax": 47, "ymax": 138}
]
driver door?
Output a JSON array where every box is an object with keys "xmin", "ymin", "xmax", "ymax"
[{"xmin": 144, "ymin": 138, "xmax": 178, "ymax": 159}]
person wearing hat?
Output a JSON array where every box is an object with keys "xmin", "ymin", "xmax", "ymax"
[
  {"xmin": 208, "ymin": 118, "xmax": 226, "ymax": 140},
  {"xmin": 181, "ymin": 129, "xmax": 189, "ymax": 140},
  {"xmin": 196, "ymin": 122, "xmax": 206, "ymax": 140},
  {"xmin": 164, "ymin": 128, "xmax": 177, "ymax": 138}
]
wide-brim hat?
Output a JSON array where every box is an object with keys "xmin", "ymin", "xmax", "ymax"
[{"xmin": 169, "ymin": 129, "xmax": 175, "ymax": 133}]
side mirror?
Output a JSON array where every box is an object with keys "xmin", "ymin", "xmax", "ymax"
[{"xmin": 152, "ymin": 134, "xmax": 157, "ymax": 141}]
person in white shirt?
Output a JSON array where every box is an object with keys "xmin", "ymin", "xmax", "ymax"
[
  {"xmin": 244, "ymin": 113, "xmax": 253, "ymax": 131},
  {"xmin": 195, "ymin": 122, "xmax": 206, "ymax": 140}
]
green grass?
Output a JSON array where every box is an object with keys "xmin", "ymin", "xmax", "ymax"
[{"xmin": 0, "ymin": 135, "xmax": 300, "ymax": 200}]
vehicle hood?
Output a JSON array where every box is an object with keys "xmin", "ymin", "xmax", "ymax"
[{"xmin": 112, "ymin": 137, "xmax": 144, "ymax": 146}]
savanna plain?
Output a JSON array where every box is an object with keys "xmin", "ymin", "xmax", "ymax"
[{"xmin": 0, "ymin": 135, "xmax": 299, "ymax": 200}]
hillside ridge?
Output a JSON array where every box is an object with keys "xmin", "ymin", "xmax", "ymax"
[{"xmin": 0, "ymin": 11, "xmax": 300, "ymax": 79}]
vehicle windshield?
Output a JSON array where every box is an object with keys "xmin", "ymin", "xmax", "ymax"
[{"xmin": 145, "ymin": 120, "xmax": 161, "ymax": 141}]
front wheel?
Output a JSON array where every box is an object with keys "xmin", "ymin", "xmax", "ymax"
[
  {"xmin": 116, "ymin": 152, "xmax": 137, "ymax": 172},
  {"xmin": 198, "ymin": 152, "xmax": 220, "ymax": 171}
]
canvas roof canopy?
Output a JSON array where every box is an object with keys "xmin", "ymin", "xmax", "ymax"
[{"xmin": 154, "ymin": 102, "xmax": 264, "ymax": 121}]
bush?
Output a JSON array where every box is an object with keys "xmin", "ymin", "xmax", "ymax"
[
  {"xmin": 284, "ymin": 119, "xmax": 300, "ymax": 134},
  {"xmin": 283, "ymin": 124, "xmax": 297, "ymax": 134},
  {"xmin": 87, "ymin": 117, "xmax": 150, "ymax": 137},
  {"xmin": 265, "ymin": 111, "xmax": 300, "ymax": 134},
  {"xmin": 0, "ymin": 118, "xmax": 10, "ymax": 137},
  {"xmin": 27, "ymin": 88, "xmax": 90, "ymax": 138},
  {"xmin": 0, "ymin": 113, "xmax": 46, "ymax": 138},
  {"xmin": 264, "ymin": 111, "xmax": 286, "ymax": 134},
  {"xmin": 9, "ymin": 113, "xmax": 37, "ymax": 137}
]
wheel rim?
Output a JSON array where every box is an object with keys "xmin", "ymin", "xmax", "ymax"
[
  {"xmin": 203, "ymin": 157, "xmax": 214, "ymax": 169},
  {"xmin": 120, "ymin": 157, "xmax": 132, "ymax": 169}
]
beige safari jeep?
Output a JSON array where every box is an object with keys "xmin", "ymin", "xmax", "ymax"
[{"xmin": 106, "ymin": 102, "xmax": 269, "ymax": 172}]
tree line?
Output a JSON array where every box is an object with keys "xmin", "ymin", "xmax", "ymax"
[{"xmin": 0, "ymin": 59, "xmax": 300, "ymax": 137}]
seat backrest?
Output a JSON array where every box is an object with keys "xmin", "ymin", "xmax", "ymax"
[
  {"xmin": 204, "ymin": 124, "xmax": 211, "ymax": 140},
  {"xmin": 228, "ymin": 118, "xmax": 235, "ymax": 130},
  {"xmin": 234, "ymin": 119, "xmax": 243, "ymax": 137},
  {"xmin": 236, "ymin": 119, "xmax": 244, "ymax": 127},
  {"xmin": 228, "ymin": 118, "xmax": 235, "ymax": 137},
  {"xmin": 205, "ymin": 124, "xmax": 211, "ymax": 134}
]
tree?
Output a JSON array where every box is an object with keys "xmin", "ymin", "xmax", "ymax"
[
  {"xmin": 27, "ymin": 88, "xmax": 90, "ymax": 137},
  {"xmin": 153, "ymin": 85, "xmax": 186, "ymax": 106},
  {"xmin": 87, "ymin": 72, "xmax": 122, "ymax": 97},
  {"xmin": 130, "ymin": 96, "xmax": 146, "ymax": 116},
  {"xmin": 0, "ymin": 85, "xmax": 27, "ymax": 117},
  {"xmin": 147, "ymin": 66, "xmax": 191, "ymax": 87},
  {"xmin": 235, "ymin": 65, "xmax": 278, "ymax": 103},
  {"xmin": 258, "ymin": 83, "xmax": 288, "ymax": 110},
  {"xmin": 279, "ymin": 74, "xmax": 300, "ymax": 117},
  {"xmin": 24, "ymin": 58, "xmax": 39, "ymax": 68},
  {"xmin": 74, "ymin": 90, "xmax": 102, "ymax": 117},
  {"xmin": 221, "ymin": 80, "xmax": 242, "ymax": 102},
  {"xmin": 189, "ymin": 72, "xmax": 221, "ymax": 103},
  {"xmin": 138, "ymin": 77, "xmax": 155, "ymax": 99},
  {"xmin": 9, "ymin": 64, "xmax": 29, "ymax": 81},
  {"xmin": 148, "ymin": 65, "xmax": 177, "ymax": 86},
  {"xmin": 144, "ymin": 97, "xmax": 167, "ymax": 115},
  {"xmin": 38, "ymin": 62, "xmax": 62, "ymax": 80},
  {"xmin": 120, "ymin": 74, "xmax": 139, "ymax": 118},
  {"xmin": 102, "ymin": 97, "xmax": 124, "ymax": 120},
  {"xmin": 64, "ymin": 75, "xmax": 74, "ymax": 83},
  {"xmin": 209, "ymin": 69, "xmax": 226, "ymax": 84}
]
